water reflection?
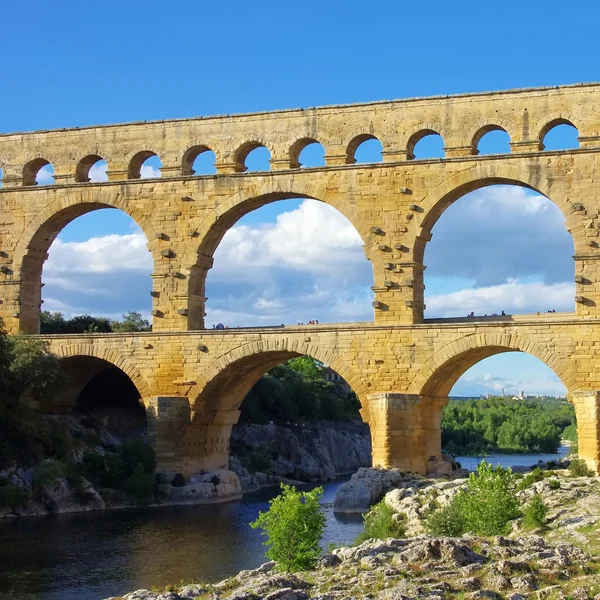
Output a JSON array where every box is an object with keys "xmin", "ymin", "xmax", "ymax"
[{"xmin": 0, "ymin": 479, "xmax": 362, "ymax": 600}]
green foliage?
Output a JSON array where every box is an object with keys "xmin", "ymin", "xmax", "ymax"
[
  {"xmin": 33, "ymin": 459, "xmax": 66, "ymax": 497},
  {"xmin": 0, "ymin": 405, "xmax": 74, "ymax": 468},
  {"xmin": 250, "ymin": 484, "xmax": 326, "ymax": 572},
  {"xmin": 0, "ymin": 482, "xmax": 31, "ymax": 508},
  {"xmin": 547, "ymin": 478, "xmax": 560, "ymax": 490},
  {"xmin": 240, "ymin": 357, "xmax": 361, "ymax": 424},
  {"xmin": 441, "ymin": 397, "xmax": 575, "ymax": 455},
  {"xmin": 523, "ymin": 493, "xmax": 548, "ymax": 529},
  {"xmin": 355, "ymin": 499, "xmax": 406, "ymax": 544},
  {"xmin": 569, "ymin": 457, "xmax": 593, "ymax": 477},
  {"xmin": 0, "ymin": 334, "xmax": 65, "ymax": 404},
  {"xmin": 425, "ymin": 497, "xmax": 467, "ymax": 536},
  {"xmin": 123, "ymin": 464, "xmax": 155, "ymax": 506},
  {"xmin": 171, "ymin": 473, "xmax": 186, "ymax": 487},
  {"xmin": 110, "ymin": 311, "xmax": 151, "ymax": 333},
  {"xmin": 562, "ymin": 423, "xmax": 578, "ymax": 443},
  {"xmin": 425, "ymin": 461, "xmax": 519, "ymax": 537},
  {"xmin": 517, "ymin": 467, "xmax": 545, "ymax": 491},
  {"xmin": 41, "ymin": 310, "xmax": 151, "ymax": 334}
]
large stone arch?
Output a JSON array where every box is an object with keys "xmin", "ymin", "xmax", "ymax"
[
  {"xmin": 189, "ymin": 337, "xmax": 372, "ymax": 420},
  {"xmin": 183, "ymin": 178, "xmax": 371, "ymax": 329},
  {"xmin": 11, "ymin": 188, "xmax": 161, "ymax": 333},
  {"xmin": 407, "ymin": 331, "xmax": 578, "ymax": 398},
  {"xmin": 50, "ymin": 342, "xmax": 153, "ymax": 409}
]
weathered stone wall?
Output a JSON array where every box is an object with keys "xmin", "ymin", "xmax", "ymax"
[{"xmin": 2, "ymin": 84, "xmax": 600, "ymax": 476}]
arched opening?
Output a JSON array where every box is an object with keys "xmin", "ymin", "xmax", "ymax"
[
  {"xmin": 419, "ymin": 347, "xmax": 575, "ymax": 471},
  {"xmin": 473, "ymin": 126, "xmax": 511, "ymax": 155},
  {"xmin": 23, "ymin": 158, "xmax": 55, "ymax": 186},
  {"xmin": 201, "ymin": 196, "xmax": 373, "ymax": 328},
  {"xmin": 540, "ymin": 120, "xmax": 580, "ymax": 150},
  {"xmin": 0, "ymin": 166, "xmax": 3, "ymax": 188},
  {"xmin": 347, "ymin": 135, "xmax": 383, "ymax": 164},
  {"xmin": 291, "ymin": 139, "xmax": 326, "ymax": 168},
  {"xmin": 235, "ymin": 142, "xmax": 271, "ymax": 172},
  {"xmin": 423, "ymin": 184, "xmax": 574, "ymax": 319},
  {"xmin": 190, "ymin": 350, "xmax": 370, "ymax": 480},
  {"xmin": 76, "ymin": 155, "xmax": 108, "ymax": 183},
  {"xmin": 128, "ymin": 151, "xmax": 163, "ymax": 179},
  {"xmin": 407, "ymin": 130, "xmax": 445, "ymax": 160},
  {"xmin": 20, "ymin": 205, "xmax": 152, "ymax": 333},
  {"xmin": 182, "ymin": 145, "xmax": 217, "ymax": 176}
]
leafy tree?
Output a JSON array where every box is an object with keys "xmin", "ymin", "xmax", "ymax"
[
  {"xmin": 287, "ymin": 356, "xmax": 325, "ymax": 381},
  {"xmin": 250, "ymin": 484, "xmax": 326, "ymax": 572},
  {"xmin": 111, "ymin": 311, "xmax": 151, "ymax": 333},
  {"xmin": 425, "ymin": 497, "xmax": 467, "ymax": 536},
  {"xmin": 0, "ymin": 334, "xmax": 65, "ymax": 405},
  {"xmin": 569, "ymin": 457, "xmax": 593, "ymax": 477}
]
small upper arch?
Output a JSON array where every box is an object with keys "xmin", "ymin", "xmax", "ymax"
[
  {"xmin": 23, "ymin": 157, "xmax": 54, "ymax": 186},
  {"xmin": 289, "ymin": 137, "xmax": 326, "ymax": 168},
  {"xmin": 471, "ymin": 123, "xmax": 512, "ymax": 154},
  {"xmin": 233, "ymin": 140, "xmax": 273, "ymax": 172},
  {"xmin": 346, "ymin": 133, "xmax": 383, "ymax": 164},
  {"xmin": 182, "ymin": 144, "xmax": 216, "ymax": 176},
  {"xmin": 75, "ymin": 154, "xmax": 107, "ymax": 183},
  {"xmin": 538, "ymin": 116, "xmax": 580, "ymax": 150},
  {"xmin": 406, "ymin": 126, "xmax": 446, "ymax": 160},
  {"xmin": 127, "ymin": 149, "xmax": 164, "ymax": 179}
]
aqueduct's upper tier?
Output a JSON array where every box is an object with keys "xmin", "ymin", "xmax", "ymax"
[
  {"xmin": 1, "ymin": 83, "xmax": 599, "ymax": 182},
  {"xmin": 1, "ymin": 83, "xmax": 600, "ymax": 333}
]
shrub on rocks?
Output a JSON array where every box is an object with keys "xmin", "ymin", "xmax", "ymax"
[
  {"xmin": 355, "ymin": 498, "xmax": 406, "ymax": 544},
  {"xmin": 425, "ymin": 461, "xmax": 519, "ymax": 537},
  {"xmin": 523, "ymin": 493, "xmax": 548, "ymax": 529},
  {"xmin": 250, "ymin": 484, "xmax": 325, "ymax": 573},
  {"xmin": 569, "ymin": 457, "xmax": 593, "ymax": 478}
]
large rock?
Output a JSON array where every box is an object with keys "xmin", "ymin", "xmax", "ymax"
[
  {"xmin": 169, "ymin": 469, "xmax": 242, "ymax": 504},
  {"xmin": 334, "ymin": 467, "xmax": 406, "ymax": 513}
]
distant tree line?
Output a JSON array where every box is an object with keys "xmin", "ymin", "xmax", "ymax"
[
  {"xmin": 41, "ymin": 311, "xmax": 151, "ymax": 334},
  {"xmin": 442, "ymin": 397, "xmax": 576, "ymax": 455},
  {"xmin": 240, "ymin": 356, "xmax": 362, "ymax": 423}
]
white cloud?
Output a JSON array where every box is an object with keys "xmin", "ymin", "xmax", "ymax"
[
  {"xmin": 35, "ymin": 165, "xmax": 54, "ymax": 185},
  {"xmin": 89, "ymin": 162, "xmax": 108, "ymax": 182},
  {"xmin": 426, "ymin": 280, "xmax": 574, "ymax": 317},
  {"xmin": 140, "ymin": 164, "xmax": 162, "ymax": 179}
]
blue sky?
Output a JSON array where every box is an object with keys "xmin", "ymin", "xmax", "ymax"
[{"xmin": 3, "ymin": 0, "xmax": 596, "ymax": 397}]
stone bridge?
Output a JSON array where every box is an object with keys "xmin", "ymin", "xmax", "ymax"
[{"xmin": 1, "ymin": 83, "xmax": 600, "ymax": 474}]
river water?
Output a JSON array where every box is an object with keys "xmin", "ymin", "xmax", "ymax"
[{"xmin": 0, "ymin": 448, "xmax": 569, "ymax": 600}]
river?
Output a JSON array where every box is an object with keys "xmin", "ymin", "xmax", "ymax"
[{"xmin": 0, "ymin": 447, "xmax": 569, "ymax": 600}]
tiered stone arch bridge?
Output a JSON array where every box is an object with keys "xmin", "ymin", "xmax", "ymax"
[{"xmin": 1, "ymin": 84, "xmax": 600, "ymax": 474}]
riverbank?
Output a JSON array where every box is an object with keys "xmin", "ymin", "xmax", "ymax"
[
  {"xmin": 112, "ymin": 470, "xmax": 600, "ymax": 600},
  {"xmin": 0, "ymin": 411, "xmax": 371, "ymax": 519}
]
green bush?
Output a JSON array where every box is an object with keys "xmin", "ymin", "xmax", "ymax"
[
  {"xmin": 569, "ymin": 457, "xmax": 593, "ymax": 478},
  {"xmin": 247, "ymin": 444, "xmax": 274, "ymax": 474},
  {"xmin": 0, "ymin": 483, "xmax": 31, "ymax": 508},
  {"xmin": 523, "ymin": 493, "xmax": 548, "ymax": 529},
  {"xmin": 425, "ymin": 461, "xmax": 519, "ymax": 537},
  {"xmin": 118, "ymin": 440, "xmax": 156, "ymax": 477},
  {"xmin": 547, "ymin": 478, "xmax": 560, "ymax": 490},
  {"xmin": 33, "ymin": 459, "xmax": 66, "ymax": 497},
  {"xmin": 123, "ymin": 464, "xmax": 155, "ymax": 506},
  {"xmin": 425, "ymin": 497, "xmax": 467, "ymax": 536},
  {"xmin": 171, "ymin": 473, "xmax": 186, "ymax": 487},
  {"xmin": 517, "ymin": 466, "xmax": 545, "ymax": 491},
  {"xmin": 355, "ymin": 499, "xmax": 406, "ymax": 544},
  {"xmin": 250, "ymin": 484, "xmax": 325, "ymax": 572}
]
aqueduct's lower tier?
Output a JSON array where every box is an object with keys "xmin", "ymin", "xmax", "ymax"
[{"xmin": 39, "ymin": 315, "xmax": 600, "ymax": 476}]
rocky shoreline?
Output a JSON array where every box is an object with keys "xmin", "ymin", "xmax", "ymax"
[
  {"xmin": 110, "ymin": 470, "xmax": 600, "ymax": 600},
  {"xmin": 0, "ymin": 416, "xmax": 371, "ymax": 518}
]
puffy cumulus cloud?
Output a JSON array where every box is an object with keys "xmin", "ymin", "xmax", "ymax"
[
  {"xmin": 205, "ymin": 201, "xmax": 373, "ymax": 325},
  {"xmin": 426, "ymin": 280, "xmax": 574, "ymax": 317},
  {"xmin": 140, "ymin": 164, "xmax": 162, "ymax": 179},
  {"xmin": 42, "ymin": 233, "xmax": 153, "ymax": 319},
  {"xmin": 45, "ymin": 234, "xmax": 152, "ymax": 274},
  {"xmin": 425, "ymin": 185, "xmax": 574, "ymax": 288},
  {"xmin": 88, "ymin": 162, "xmax": 108, "ymax": 182}
]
